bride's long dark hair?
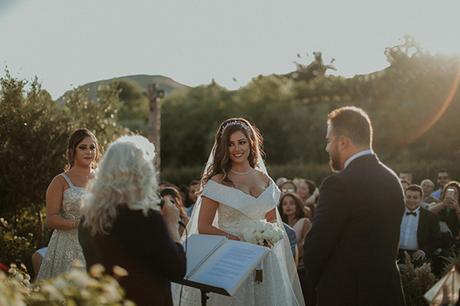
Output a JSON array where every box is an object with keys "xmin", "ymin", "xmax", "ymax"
[{"xmin": 202, "ymin": 118, "xmax": 264, "ymax": 186}]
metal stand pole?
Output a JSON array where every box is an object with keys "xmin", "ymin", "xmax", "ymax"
[{"xmin": 200, "ymin": 290, "xmax": 209, "ymax": 306}]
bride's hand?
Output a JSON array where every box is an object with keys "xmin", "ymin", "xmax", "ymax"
[
  {"xmin": 226, "ymin": 233, "xmax": 240, "ymax": 241},
  {"xmin": 265, "ymin": 208, "xmax": 276, "ymax": 223}
]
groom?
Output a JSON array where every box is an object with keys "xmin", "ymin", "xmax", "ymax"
[{"xmin": 303, "ymin": 106, "xmax": 406, "ymax": 306}]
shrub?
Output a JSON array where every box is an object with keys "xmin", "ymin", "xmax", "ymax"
[
  {"xmin": 0, "ymin": 263, "xmax": 134, "ymax": 306},
  {"xmin": 0, "ymin": 206, "xmax": 50, "ymax": 277},
  {"xmin": 399, "ymin": 253, "xmax": 437, "ymax": 306}
]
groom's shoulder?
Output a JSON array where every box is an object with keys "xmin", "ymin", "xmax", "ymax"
[{"xmin": 320, "ymin": 173, "xmax": 345, "ymax": 190}]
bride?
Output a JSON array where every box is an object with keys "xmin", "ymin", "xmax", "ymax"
[{"xmin": 177, "ymin": 118, "xmax": 305, "ymax": 306}]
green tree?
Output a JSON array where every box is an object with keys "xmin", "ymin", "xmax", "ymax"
[
  {"xmin": 0, "ymin": 73, "xmax": 123, "ymax": 215},
  {"xmin": 158, "ymin": 39, "xmax": 460, "ymax": 184},
  {"xmin": 115, "ymin": 80, "xmax": 149, "ymax": 134}
]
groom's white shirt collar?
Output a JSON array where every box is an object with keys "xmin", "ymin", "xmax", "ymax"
[{"xmin": 344, "ymin": 149, "xmax": 373, "ymax": 169}]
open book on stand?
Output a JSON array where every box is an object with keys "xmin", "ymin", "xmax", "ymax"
[{"xmin": 179, "ymin": 234, "xmax": 270, "ymax": 296}]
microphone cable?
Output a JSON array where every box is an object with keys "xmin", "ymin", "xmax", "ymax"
[{"xmin": 178, "ymin": 219, "xmax": 188, "ymax": 306}]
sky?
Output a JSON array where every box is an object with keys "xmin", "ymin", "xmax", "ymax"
[{"xmin": 0, "ymin": 0, "xmax": 459, "ymax": 98}]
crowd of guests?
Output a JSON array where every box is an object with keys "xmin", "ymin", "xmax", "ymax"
[{"xmin": 275, "ymin": 170, "xmax": 460, "ymax": 280}]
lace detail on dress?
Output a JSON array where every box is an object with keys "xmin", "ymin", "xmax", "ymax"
[
  {"xmin": 36, "ymin": 174, "xmax": 88, "ymax": 281},
  {"xmin": 61, "ymin": 188, "xmax": 85, "ymax": 221},
  {"xmin": 217, "ymin": 204, "xmax": 253, "ymax": 237}
]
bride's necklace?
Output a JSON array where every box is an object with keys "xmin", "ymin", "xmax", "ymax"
[{"xmin": 230, "ymin": 168, "xmax": 252, "ymax": 175}]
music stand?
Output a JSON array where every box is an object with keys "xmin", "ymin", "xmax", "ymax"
[{"xmin": 177, "ymin": 278, "xmax": 231, "ymax": 306}]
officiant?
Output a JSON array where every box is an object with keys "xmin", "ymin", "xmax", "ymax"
[{"xmin": 79, "ymin": 135, "xmax": 186, "ymax": 306}]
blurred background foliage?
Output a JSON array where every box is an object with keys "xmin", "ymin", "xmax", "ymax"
[{"xmin": 160, "ymin": 36, "xmax": 460, "ymax": 182}]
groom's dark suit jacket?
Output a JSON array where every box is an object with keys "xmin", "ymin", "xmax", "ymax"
[{"xmin": 303, "ymin": 154, "xmax": 406, "ymax": 306}]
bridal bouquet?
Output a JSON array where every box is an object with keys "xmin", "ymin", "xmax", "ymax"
[
  {"xmin": 241, "ymin": 220, "xmax": 284, "ymax": 283},
  {"xmin": 241, "ymin": 220, "xmax": 284, "ymax": 248}
]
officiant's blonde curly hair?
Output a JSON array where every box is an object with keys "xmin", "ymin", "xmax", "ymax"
[{"xmin": 83, "ymin": 135, "xmax": 161, "ymax": 235}]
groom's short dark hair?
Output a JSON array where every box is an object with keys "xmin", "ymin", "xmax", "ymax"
[{"xmin": 328, "ymin": 106, "xmax": 373, "ymax": 147}]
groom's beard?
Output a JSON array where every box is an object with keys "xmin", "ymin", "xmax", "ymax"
[
  {"xmin": 328, "ymin": 146, "xmax": 342, "ymax": 173},
  {"xmin": 329, "ymin": 158, "xmax": 341, "ymax": 173}
]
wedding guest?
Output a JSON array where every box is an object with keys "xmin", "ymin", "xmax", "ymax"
[
  {"xmin": 400, "ymin": 179, "xmax": 410, "ymax": 191},
  {"xmin": 283, "ymin": 223, "xmax": 299, "ymax": 261},
  {"xmin": 185, "ymin": 180, "xmax": 200, "ymax": 216},
  {"xmin": 278, "ymin": 192, "xmax": 311, "ymax": 302},
  {"xmin": 159, "ymin": 181, "xmax": 174, "ymax": 190},
  {"xmin": 399, "ymin": 172, "xmax": 413, "ymax": 184},
  {"xmin": 178, "ymin": 184, "xmax": 188, "ymax": 207},
  {"xmin": 398, "ymin": 185, "xmax": 441, "ymax": 265},
  {"xmin": 36, "ymin": 128, "xmax": 99, "ymax": 281},
  {"xmin": 429, "ymin": 181, "xmax": 460, "ymax": 238},
  {"xmin": 296, "ymin": 179, "xmax": 310, "ymax": 202},
  {"xmin": 187, "ymin": 180, "xmax": 200, "ymax": 205},
  {"xmin": 80, "ymin": 135, "xmax": 185, "ymax": 306},
  {"xmin": 278, "ymin": 192, "xmax": 311, "ymax": 264},
  {"xmin": 421, "ymin": 179, "xmax": 438, "ymax": 204},
  {"xmin": 432, "ymin": 170, "xmax": 451, "ymax": 200},
  {"xmin": 276, "ymin": 177, "xmax": 289, "ymax": 187},
  {"xmin": 280, "ymin": 180, "xmax": 297, "ymax": 194},
  {"xmin": 296, "ymin": 179, "xmax": 318, "ymax": 216}
]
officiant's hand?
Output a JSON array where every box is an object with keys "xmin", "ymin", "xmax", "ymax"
[
  {"xmin": 162, "ymin": 198, "xmax": 180, "ymax": 222},
  {"xmin": 161, "ymin": 198, "xmax": 181, "ymax": 242}
]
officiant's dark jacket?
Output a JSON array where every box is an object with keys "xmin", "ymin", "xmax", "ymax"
[
  {"xmin": 303, "ymin": 154, "xmax": 406, "ymax": 306},
  {"xmin": 79, "ymin": 206, "xmax": 186, "ymax": 306}
]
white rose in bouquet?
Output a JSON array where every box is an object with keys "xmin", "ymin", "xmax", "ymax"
[
  {"xmin": 255, "ymin": 221, "xmax": 266, "ymax": 232},
  {"xmin": 262, "ymin": 228, "xmax": 274, "ymax": 240},
  {"xmin": 241, "ymin": 220, "xmax": 284, "ymax": 248},
  {"xmin": 242, "ymin": 228, "xmax": 256, "ymax": 244},
  {"xmin": 239, "ymin": 220, "xmax": 285, "ymax": 283}
]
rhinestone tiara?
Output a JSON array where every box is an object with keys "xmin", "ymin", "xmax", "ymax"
[{"xmin": 220, "ymin": 120, "xmax": 251, "ymax": 136}]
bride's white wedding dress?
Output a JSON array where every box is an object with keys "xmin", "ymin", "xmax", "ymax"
[{"xmin": 175, "ymin": 177, "xmax": 305, "ymax": 306}]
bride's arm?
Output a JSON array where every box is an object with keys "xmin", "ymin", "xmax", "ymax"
[{"xmin": 198, "ymin": 196, "xmax": 240, "ymax": 240}]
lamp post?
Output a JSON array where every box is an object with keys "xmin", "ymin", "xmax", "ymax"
[{"xmin": 147, "ymin": 83, "xmax": 164, "ymax": 177}]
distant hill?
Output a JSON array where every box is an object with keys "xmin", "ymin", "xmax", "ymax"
[{"xmin": 58, "ymin": 74, "xmax": 189, "ymax": 101}]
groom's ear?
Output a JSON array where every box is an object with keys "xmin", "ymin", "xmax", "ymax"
[{"xmin": 338, "ymin": 135, "xmax": 352, "ymax": 151}]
